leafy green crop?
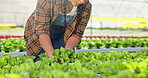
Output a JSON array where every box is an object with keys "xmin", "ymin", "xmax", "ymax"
[
  {"xmin": 0, "ymin": 49, "xmax": 148, "ymax": 78},
  {"xmin": 76, "ymin": 38, "xmax": 148, "ymax": 49},
  {"xmin": 52, "ymin": 47, "xmax": 76, "ymax": 63},
  {"xmin": 0, "ymin": 38, "xmax": 148, "ymax": 52}
]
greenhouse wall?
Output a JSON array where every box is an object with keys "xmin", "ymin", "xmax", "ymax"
[{"xmin": 0, "ymin": 0, "xmax": 148, "ymax": 28}]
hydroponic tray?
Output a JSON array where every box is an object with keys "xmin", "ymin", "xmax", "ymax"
[{"xmin": 0, "ymin": 47, "xmax": 148, "ymax": 56}]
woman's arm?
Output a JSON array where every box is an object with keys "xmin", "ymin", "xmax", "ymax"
[
  {"xmin": 39, "ymin": 34, "xmax": 54, "ymax": 58},
  {"xmin": 35, "ymin": 0, "xmax": 54, "ymax": 57},
  {"xmin": 65, "ymin": 1, "xmax": 92, "ymax": 49},
  {"xmin": 65, "ymin": 36, "xmax": 80, "ymax": 49}
]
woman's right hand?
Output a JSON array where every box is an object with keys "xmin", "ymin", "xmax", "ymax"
[
  {"xmin": 39, "ymin": 34, "xmax": 54, "ymax": 58},
  {"xmin": 47, "ymin": 52, "xmax": 54, "ymax": 58}
]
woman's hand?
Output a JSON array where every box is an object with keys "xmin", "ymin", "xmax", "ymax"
[
  {"xmin": 39, "ymin": 34, "xmax": 54, "ymax": 58},
  {"xmin": 68, "ymin": 0, "xmax": 88, "ymax": 6},
  {"xmin": 65, "ymin": 35, "xmax": 80, "ymax": 50},
  {"xmin": 47, "ymin": 53, "xmax": 54, "ymax": 58}
]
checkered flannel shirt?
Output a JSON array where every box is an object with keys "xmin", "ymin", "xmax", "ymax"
[{"xmin": 24, "ymin": 0, "xmax": 92, "ymax": 56}]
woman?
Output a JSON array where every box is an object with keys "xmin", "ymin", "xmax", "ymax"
[{"xmin": 24, "ymin": 0, "xmax": 92, "ymax": 62}]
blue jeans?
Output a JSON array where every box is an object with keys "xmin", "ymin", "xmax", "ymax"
[{"xmin": 34, "ymin": 26, "xmax": 65, "ymax": 62}]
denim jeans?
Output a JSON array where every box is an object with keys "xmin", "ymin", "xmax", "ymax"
[{"xmin": 34, "ymin": 26, "xmax": 65, "ymax": 62}]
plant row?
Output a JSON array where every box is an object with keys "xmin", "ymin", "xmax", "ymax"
[
  {"xmin": 76, "ymin": 38, "xmax": 148, "ymax": 49},
  {"xmin": 0, "ymin": 38, "xmax": 148, "ymax": 52},
  {"xmin": 0, "ymin": 36, "xmax": 23, "ymax": 39},
  {"xmin": 82, "ymin": 36, "xmax": 148, "ymax": 39},
  {"xmin": 0, "ymin": 36, "xmax": 148, "ymax": 39},
  {"xmin": 0, "ymin": 38, "xmax": 26, "ymax": 52},
  {"xmin": 0, "ymin": 48, "xmax": 148, "ymax": 78}
]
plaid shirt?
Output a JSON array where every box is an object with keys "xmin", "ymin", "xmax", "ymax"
[{"xmin": 24, "ymin": 0, "xmax": 92, "ymax": 56}]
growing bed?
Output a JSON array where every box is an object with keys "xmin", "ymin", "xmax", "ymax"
[
  {"xmin": 0, "ymin": 48, "xmax": 148, "ymax": 78},
  {"xmin": 0, "ymin": 36, "xmax": 148, "ymax": 78}
]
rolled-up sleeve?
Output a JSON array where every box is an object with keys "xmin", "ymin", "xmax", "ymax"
[
  {"xmin": 73, "ymin": 1, "xmax": 92, "ymax": 40},
  {"xmin": 34, "ymin": 0, "xmax": 52, "ymax": 36}
]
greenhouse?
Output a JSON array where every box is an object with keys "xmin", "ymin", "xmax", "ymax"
[{"xmin": 0, "ymin": 0, "xmax": 148, "ymax": 78}]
